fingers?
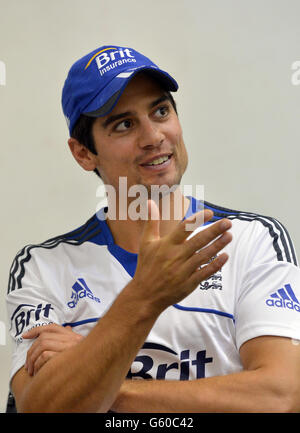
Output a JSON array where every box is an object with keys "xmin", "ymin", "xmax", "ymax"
[
  {"xmin": 23, "ymin": 324, "xmax": 83, "ymax": 376},
  {"xmin": 169, "ymin": 209, "xmax": 214, "ymax": 244},
  {"xmin": 25, "ymin": 337, "xmax": 67, "ymax": 376},
  {"xmin": 184, "ymin": 231, "xmax": 232, "ymax": 274},
  {"xmin": 25, "ymin": 347, "xmax": 59, "ymax": 376},
  {"xmin": 178, "ymin": 229, "xmax": 231, "ymax": 289},
  {"xmin": 140, "ymin": 200, "xmax": 161, "ymax": 243},
  {"xmin": 32, "ymin": 351, "xmax": 56, "ymax": 376},
  {"xmin": 25, "ymin": 335, "xmax": 83, "ymax": 376},
  {"xmin": 187, "ymin": 252, "xmax": 229, "ymax": 288},
  {"xmin": 183, "ymin": 218, "xmax": 232, "ymax": 258},
  {"xmin": 22, "ymin": 323, "xmax": 73, "ymax": 339}
]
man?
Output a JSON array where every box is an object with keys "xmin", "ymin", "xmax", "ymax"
[{"xmin": 7, "ymin": 45, "xmax": 300, "ymax": 413}]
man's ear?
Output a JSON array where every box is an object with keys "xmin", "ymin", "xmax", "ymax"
[{"xmin": 68, "ymin": 137, "xmax": 97, "ymax": 171}]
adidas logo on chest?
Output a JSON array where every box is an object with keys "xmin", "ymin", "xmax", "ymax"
[{"xmin": 266, "ymin": 284, "xmax": 300, "ymax": 313}]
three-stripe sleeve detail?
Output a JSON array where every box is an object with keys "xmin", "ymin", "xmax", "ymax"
[
  {"xmin": 8, "ymin": 217, "xmax": 101, "ymax": 294},
  {"xmin": 203, "ymin": 201, "xmax": 297, "ymax": 266}
]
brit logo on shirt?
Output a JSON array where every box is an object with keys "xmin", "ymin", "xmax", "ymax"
[
  {"xmin": 67, "ymin": 278, "xmax": 101, "ymax": 309},
  {"xmin": 266, "ymin": 284, "xmax": 300, "ymax": 313},
  {"xmin": 9, "ymin": 302, "xmax": 54, "ymax": 338}
]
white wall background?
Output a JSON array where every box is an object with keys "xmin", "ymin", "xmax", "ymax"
[{"xmin": 0, "ymin": 0, "xmax": 299, "ymax": 412}]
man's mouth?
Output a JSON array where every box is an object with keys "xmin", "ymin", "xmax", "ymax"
[
  {"xmin": 140, "ymin": 154, "xmax": 172, "ymax": 167},
  {"xmin": 143, "ymin": 155, "xmax": 170, "ymax": 166}
]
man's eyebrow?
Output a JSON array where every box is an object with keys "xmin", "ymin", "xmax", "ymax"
[
  {"xmin": 101, "ymin": 94, "xmax": 171, "ymax": 129},
  {"xmin": 149, "ymin": 94, "xmax": 170, "ymax": 109},
  {"xmin": 102, "ymin": 111, "xmax": 132, "ymax": 129}
]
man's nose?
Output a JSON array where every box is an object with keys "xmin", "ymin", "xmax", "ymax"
[{"xmin": 137, "ymin": 118, "xmax": 165, "ymax": 149}]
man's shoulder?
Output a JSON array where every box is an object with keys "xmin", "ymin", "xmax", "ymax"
[
  {"xmin": 203, "ymin": 199, "xmax": 285, "ymax": 228},
  {"xmin": 7, "ymin": 214, "xmax": 104, "ymax": 295},
  {"xmin": 202, "ymin": 199, "xmax": 298, "ymax": 266},
  {"xmin": 204, "ymin": 200, "xmax": 273, "ymax": 221},
  {"xmin": 13, "ymin": 213, "xmax": 102, "ymax": 257}
]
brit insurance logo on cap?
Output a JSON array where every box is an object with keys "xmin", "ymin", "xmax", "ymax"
[
  {"xmin": 62, "ymin": 44, "xmax": 178, "ymax": 135},
  {"xmin": 84, "ymin": 46, "xmax": 138, "ymax": 77}
]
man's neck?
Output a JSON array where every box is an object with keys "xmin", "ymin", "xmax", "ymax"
[{"xmin": 106, "ymin": 188, "xmax": 190, "ymax": 254}]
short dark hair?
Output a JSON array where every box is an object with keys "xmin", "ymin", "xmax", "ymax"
[
  {"xmin": 71, "ymin": 91, "xmax": 178, "ymax": 179},
  {"xmin": 71, "ymin": 115, "xmax": 101, "ymax": 177}
]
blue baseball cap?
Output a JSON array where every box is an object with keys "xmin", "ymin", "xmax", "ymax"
[{"xmin": 62, "ymin": 45, "xmax": 178, "ymax": 135}]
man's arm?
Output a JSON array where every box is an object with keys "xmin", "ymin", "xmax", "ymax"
[
  {"xmin": 12, "ymin": 282, "xmax": 168, "ymax": 413},
  {"xmin": 11, "ymin": 204, "xmax": 232, "ymax": 412},
  {"xmin": 23, "ymin": 328, "xmax": 300, "ymax": 413},
  {"xmin": 111, "ymin": 335, "xmax": 300, "ymax": 413}
]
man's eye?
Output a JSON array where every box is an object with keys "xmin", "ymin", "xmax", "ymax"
[
  {"xmin": 155, "ymin": 106, "xmax": 169, "ymax": 118},
  {"xmin": 115, "ymin": 119, "xmax": 132, "ymax": 132}
]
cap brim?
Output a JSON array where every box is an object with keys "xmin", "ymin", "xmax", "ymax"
[{"xmin": 82, "ymin": 67, "xmax": 178, "ymax": 118}]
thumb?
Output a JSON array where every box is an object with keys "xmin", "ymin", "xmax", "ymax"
[{"xmin": 140, "ymin": 200, "xmax": 160, "ymax": 243}]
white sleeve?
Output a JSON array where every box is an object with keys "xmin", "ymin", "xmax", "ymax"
[
  {"xmin": 235, "ymin": 219, "xmax": 300, "ymax": 350},
  {"xmin": 6, "ymin": 247, "xmax": 65, "ymax": 383}
]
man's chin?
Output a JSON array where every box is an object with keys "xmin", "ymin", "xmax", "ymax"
[{"xmin": 140, "ymin": 177, "xmax": 182, "ymax": 196}]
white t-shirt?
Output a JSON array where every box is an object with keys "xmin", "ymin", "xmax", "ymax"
[{"xmin": 6, "ymin": 197, "xmax": 300, "ymax": 382}]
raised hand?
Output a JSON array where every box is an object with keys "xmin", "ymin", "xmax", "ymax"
[{"xmin": 132, "ymin": 200, "xmax": 232, "ymax": 311}]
